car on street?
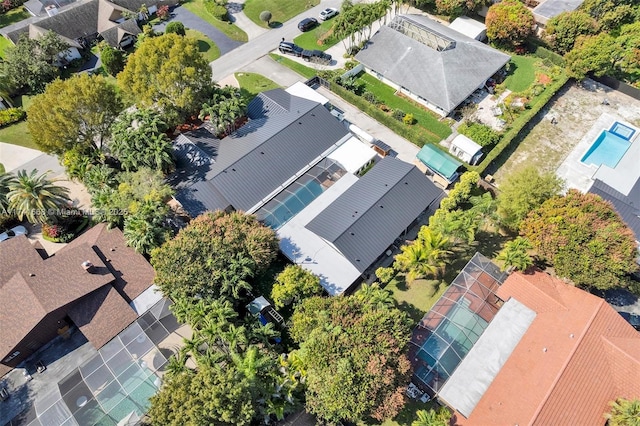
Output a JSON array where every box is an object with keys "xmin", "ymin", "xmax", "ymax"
[
  {"xmin": 319, "ymin": 7, "xmax": 339, "ymax": 20},
  {"xmin": 0, "ymin": 225, "xmax": 28, "ymax": 242},
  {"xmin": 298, "ymin": 17, "xmax": 318, "ymax": 32},
  {"xmin": 301, "ymin": 49, "xmax": 332, "ymax": 64},
  {"xmin": 278, "ymin": 41, "xmax": 304, "ymax": 57}
]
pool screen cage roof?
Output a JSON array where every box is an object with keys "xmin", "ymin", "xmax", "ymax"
[
  {"xmin": 408, "ymin": 253, "xmax": 509, "ymax": 396},
  {"xmin": 255, "ymin": 158, "xmax": 346, "ymax": 229}
]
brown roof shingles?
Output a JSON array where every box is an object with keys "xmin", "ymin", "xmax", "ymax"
[{"xmin": 460, "ymin": 272, "xmax": 640, "ymax": 426}]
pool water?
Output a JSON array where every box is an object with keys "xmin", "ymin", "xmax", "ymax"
[
  {"xmin": 581, "ymin": 130, "xmax": 631, "ymax": 169},
  {"xmin": 260, "ymin": 180, "xmax": 325, "ymax": 229}
]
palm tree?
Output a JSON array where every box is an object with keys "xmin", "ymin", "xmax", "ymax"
[
  {"xmin": 396, "ymin": 229, "xmax": 452, "ymax": 283},
  {"xmin": 145, "ymin": 133, "xmax": 174, "ymax": 173},
  {"xmin": 123, "ymin": 213, "xmax": 168, "ymax": 254},
  {"xmin": 412, "ymin": 407, "xmax": 451, "ymax": 426},
  {"xmin": 497, "ymin": 237, "xmax": 534, "ymax": 272},
  {"xmin": 219, "ymin": 253, "xmax": 254, "ymax": 299},
  {"xmin": 0, "ymin": 172, "xmax": 17, "ymax": 214},
  {"xmin": 355, "ymin": 283, "xmax": 395, "ymax": 309},
  {"xmin": 7, "ymin": 169, "xmax": 71, "ymax": 224},
  {"xmin": 605, "ymin": 398, "xmax": 640, "ymax": 426}
]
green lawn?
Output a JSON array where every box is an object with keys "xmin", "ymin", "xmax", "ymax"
[
  {"xmin": 186, "ymin": 29, "xmax": 221, "ymax": 62},
  {"xmin": 268, "ymin": 53, "xmax": 316, "ymax": 79},
  {"xmin": 0, "ymin": 35, "xmax": 13, "ymax": 59},
  {"xmin": 181, "ymin": 0, "xmax": 248, "ymax": 42},
  {"xmin": 503, "ymin": 55, "xmax": 537, "ymax": 93},
  {"xmin": 10, "ymin": 94, "xmax": 34, "ymax": 110},
  {"xmin": 0, "ymin": 6, "xmax": 30, "ymax": 29},
  {"xmin": 386, "ymin": 274, "xmax": 448, "ymax": 325},
  {"xmin": 243, "ymin": 0, "xmax": 320, "ymax": 28},
  {"xmin": 0, "ymin": 120, "xmax": 37, "ymax": 150},
  {"xmin": 235, "ymin": 72, "xmax": 280, "ymax": 99},
  {"xmin": 293, "ymin": 19, "xmax": 337, "ymax": 51},
  {"xmin": 358, "ymin": 73, "xmax": 452, "ymax": 140}
]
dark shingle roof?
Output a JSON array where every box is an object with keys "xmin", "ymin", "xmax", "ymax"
[
  {"xmin": 173, "ymin": 89, "xmax": 350, "ymax": 216},
  {"xmin": 306, "ymin": 157, "xmax": 444, "ymax": 272},
  {"xmin": 589, "ymin": 179, "xmax": 640, "ymax": 241},
  {"xmin": 355, "ymin": 15, "xmax": 510, "ymax": 115}
]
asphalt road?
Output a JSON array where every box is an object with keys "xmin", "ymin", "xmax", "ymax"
[{"xmin": 210, "ymin": 0, "xmax": 344, "ymax": 81}]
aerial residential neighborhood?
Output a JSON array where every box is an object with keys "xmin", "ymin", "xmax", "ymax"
[{"xmin": 0, "ymin": 0, "xmax": 639, "ymax": 424}]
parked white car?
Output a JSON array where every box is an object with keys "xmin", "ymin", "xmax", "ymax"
[
  {"xmin": 319, "ymin": 7, "xmax": 339, "ymax": 21},
  {"xmin": 0, "ymin": 225, "xmax": 28, "ymax": 242}
]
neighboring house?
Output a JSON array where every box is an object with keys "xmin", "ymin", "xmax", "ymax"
[
  {"xmin": 410, "ymin": 259, "xmax": 640, "ymax": 425},
  {"xmin": 415, "ymin": 144, "xmax": 463, "ymax": 187},
  {"xmin": 171, "ymin": 88, "xmax": 445, "ymax": 295},
  {"xmin": 449, "ymin": 134, "xmax": 483, "ymax": 165},
  {"xmin": 532, "ymin": 0, "xmax": 584, "ymax": 27},
  {"xmin": 4, "ymin": 0, "xmax": 164, "ymax": 54},
  {"xmin": 0, "ymin": 223, "xmax": 156, "ymax": 376},
  {"xmin": 355, "ymin": 15, "xmax": 510, "ymax": 117},
  {"xmin": 448, "ymin": 16, "xmax": 487, "ymax": 41},
  {"xmin": 589, "ymin": 178, "xmax": 640, "ymax": 244}
]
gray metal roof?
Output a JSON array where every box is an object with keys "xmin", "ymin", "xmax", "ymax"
[
  {"xmin": 306, "ymin": 157, "xmax": 444, "ymax": 272},
  {"xmin": 355, "ymin": 15, "xmax": 510, "ymax": 115},
  {"xmin": 589, "ymin": 179, "xmax": 640, "ymax": 241},
  {"xmin": 172, "ymin": 89, "xmax": 350, "ymax": 217},
  {"xmin": 533, "ymin": 0, "xmax": 584, "ymax": 23}
]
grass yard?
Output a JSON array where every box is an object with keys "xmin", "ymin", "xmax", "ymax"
[
  {"xmin": 0, "ymin": 35, "xmax": 13, "ymax": 59},
  {"xmin": 386, "ymin": 274, "xmax": 448, "ymax": 324},
  {"xmin": 358, "ymin": 73, "xmax": 452, "ymax": 140},
  {"xmin": 181, "ymin": 0, "xmax": 248, "ymax": 42},
  {"xmin": 0, "ymin": 6, "xmax": 30, "ymax": 29},
  {"xmin": 235, "ymin": 72, "xmax": 280, "ymax": 99},
  {"xmin": 243, "ymin": 0, "xmax": 320, "ymax": 28},
  {"xmin": 186, "ymin": 29, "xmax": 220, "ymax": 62},
  {"xmin": 0, "ymin": 120, "xmax": 37, "ymax": 150},
  {"xmin": 503, "ymin": 55, "xmax": 537, "ymax": 93},
  {"xmin": 268, "ymin": 53, "xmax": 316, "ymax": 79},
  {"xmin": 293, "ymin": 19, "xmax": 338, "ymax": 51}
]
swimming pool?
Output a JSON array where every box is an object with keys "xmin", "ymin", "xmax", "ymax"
[
  {"xmin": 581, "ymin": 127, "xmax": 631, "ymax": 169},
  {"xmin": 259, "ymin": 179, "xmax": 325, "ymax": 229}
]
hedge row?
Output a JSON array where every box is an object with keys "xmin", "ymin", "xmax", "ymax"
[
  {"xmin": 471, "ymin": 74, "xmax": 570, "ymax": 176},
  {"xmin": 527, "ymin": 38, "xmax": 565, "ymax": 66},
  {"xmin": 0, "ymin": 108, "xmax": 26, "ymax": 128},
  {"xmin": 204, "ymin": 0, "xmax": 228, "ymax": 21},
  {"xmin": 328, "ymin": 81, "xmax": 440, "ymax": 146}
]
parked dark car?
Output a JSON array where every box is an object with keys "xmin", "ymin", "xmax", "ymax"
[
  {"xmin": 278, "ymin": 41, "xmax": 304, "ymax": 57},
  {"xmin": 301, "ymin": 49, "xmax": 332, "ymax": 64},
  {"xmin": 619, "ymin": 311, "xmax": 640, "ymax": 331},
  {"xmin": 298, "ymin": 17, "xmax": 318, "ymax": 32}
]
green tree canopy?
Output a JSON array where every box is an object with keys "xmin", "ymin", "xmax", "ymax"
[
  {"xmin": 486, "ymin": 0, "xmax": 535, "ymax": 47},
  {"xmin": 1, "ymin": 31, "xmax": 68, "ymax": 93},
  {"xmin": 165, "ymin": 21, "xmax": 186, "ymax": 36},
  {"xmin": 117, "ymin": 33, "xmax": 213, "ymax": 124},
  {"xmin": 290, "ymin": 290, "xmax": 412, "ymax": 424},
  {"xmin": 496, "ymin": 166, "xmax": 564, "ymax": 231},
  {"xmin": 496, "ymin": 236, "xmax": 534, "ymax": 272},
  {"xmin": 5, "ymin": 169, "xmax": 71, "ymax": 224},
  {"xmin": 565, "ymin": 33, "xmax": 619, "ymax": 80},
  {"xmin": 394, "ymin": 228, "xmax": 452, "ymax": 283},
  {"xmin": 27, "ymin": 74, "xmax": 122, "ymax": 155},
  {"xmin": 435, "ymin": 0, "xmax": 483, "ymax": 19},
  {"xmin": 151, "ymin": 211, "xmax": 279, "ymax": 304},
  {"xmin": 544, "ymin": 10, "xmax": 599, "ymax": 54},
  {"xmin": 412, "ymin": 407, "xmax": 452, "ymax": 426},
  {"xmin": 520, "ymin": 190, "xmax": 638, "ymax": 289},
  {"xmin": 270, "ymin": 265, "xmax": 323, "ymax": 309},
  {"xmin": 605, "ymin": 398, "xmax": 640, "ymax": 426},
  {"xmin": 99, "ymin": 44, "xmax": 126, "ymax": 76}
]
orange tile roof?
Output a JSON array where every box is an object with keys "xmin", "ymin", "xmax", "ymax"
[{"xmin": 459, "ymin": 271, "xmax": 640, "ymax": 426}]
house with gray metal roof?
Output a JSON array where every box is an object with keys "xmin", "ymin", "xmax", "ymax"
[
  {"xmin": 172, "ymin": 89, "xmax": 352, "ymax": 217},
  {"xmin": 355, "ymin": 15, "xmax": 510, "ymax": 117},
  {"xmin": 532, "ymin": 0, "xmax": 584, "ymax": 26}
]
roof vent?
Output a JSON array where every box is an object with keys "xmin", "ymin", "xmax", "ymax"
[
  {"xmin": 110, "ymin": 248, "xmax": 116, "ymax": 252},
  {"xmin": 542, "ymin": 347, "xmax": 548, "ymax": 353},
  {"xmin": 29, "ymin": 273, "xmax": 35, "ymax": 277},
  {"xmin": 82, "ymin": 261, "xmax": 95, "ymax": 273},
  {"xmin": 569, "ymin": 333, "xmax": 574, "ymax": 338}
]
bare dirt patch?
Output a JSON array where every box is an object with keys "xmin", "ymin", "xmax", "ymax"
[{"xmin": 493, "ymin": 79, "xmax": 640, "ymax": 184}]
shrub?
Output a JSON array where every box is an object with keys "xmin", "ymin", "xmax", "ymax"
[
  {"xmin": 99, "ymin": 45, "xmax": 125, "ymax": 76},
  {"xmin": 403, "ymin": 113, "xmax": 415, "ymax": 125},
  {"xmin": 375, "ymin": 267, "xmax": 395, "ymax": 284},
  {"xmin": 156, "ymin": 5, "xmax": 169, "ymax": 20},
  {"xmin": 259, "ymin": 10, "xmax": 272, "ymax": 25},
  {"xmin": 362, "ymin": 90, "xmax": 378, "ymax": 105},
  {"xmin": 0, "ymin": 214, "xmax": 20, "ymax": 233},
  {"xmin": 205, "ymin": 1, "xmax": 228, "ymax": 20},
  {"xmin": 0, "ymin": 108, "xmax": 26, "ymax": 127},
  {"xmin": 344, "ymin": 60, "xmax": 358, "ymax": 71},
  {"xmin": 392, "ymin": 108, "xmax": 405, "ymax": 121},
  {"xmin": 165, "ymin": 21, "xmax": 186, "ymax": 36},
  {"xmin": 457, "ymin": 121, "xmax": 501, "ymax": 147}
]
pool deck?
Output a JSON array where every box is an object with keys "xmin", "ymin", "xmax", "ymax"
[{"xmin": 556, "ymin": 113, "xmax": 640, "ymax": 195}]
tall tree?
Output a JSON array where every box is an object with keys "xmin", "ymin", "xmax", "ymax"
[
  {"xmin": 496, "ymin": 237, "xmax": 534, "ymax": 272},
  {"xmin": 521, "ymin": 190, "xmax": 638, "ymax": 290},
  {"xmin": 117, "ymin": 33, "xmax": 212, "ymax": 124},
  {"xmin": 605, "ymin": 398, "xmax": 640, "ymax": 426},
  {"xmin": 290, "ymin": 293, "xmax": 412, "ymax": 424},
  {"xmin": 565, "ymin": 33, "xmax": 619, "ymax": 80},
  {"xmin": 99, "ymin": 44, "xmax": 126, "ymax": 76},
  {"xmin": 6, "ymin": 169, "xmax": 71, "ymax": 224},
  {"xmin": 0, "ymin": 172, "xmax": 17, "ymax": 215},
  {"xmin": 1, "ymin": 31, "xmax": 69, "ymax": 93},
  {"xmin": 496, "ymin": 166, "xmax": 564, "ymax": 231},
  {"xmin": 394, "ymin": 229, "xmax": 452, "ymax": 283},
  {"xmin": 27, "ymin": 74, "xmax": 122, "ymax": 155},
  {"xmin": 270, "ymin": 265, "xmax": 323, "ymax": 309},
  {"xmin": 485, "ymin": 0, "xmax": 535, "ymax": 47},
  {"xmin": 544, "ymin": 10, "xmax": 599, "ymax": 54},
  {"xmin": 151, "ymin": 211, "xmax": 279, "ymax": 304},
  {"xmin": 412, "ymin": 407, "xmax": 452, "ymax": 426}
]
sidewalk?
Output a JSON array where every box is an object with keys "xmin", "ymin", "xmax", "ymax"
[{"xmin": 226, "ymin": 0, "xmax": 268, "ymax": 40}]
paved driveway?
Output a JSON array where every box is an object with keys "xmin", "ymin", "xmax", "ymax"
[{"xmin": 154, "ymin": 6, "xmax": 243, "ymax": 55}]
